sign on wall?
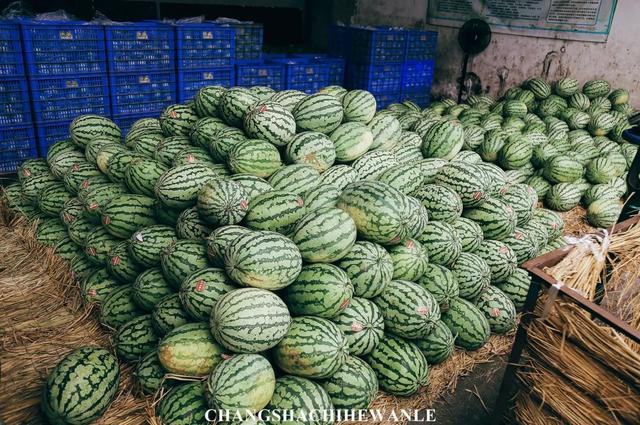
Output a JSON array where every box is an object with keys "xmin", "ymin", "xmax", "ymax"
[{"xmin": 427, "ymin": 0, "xmax": 618, "ymax": 42}]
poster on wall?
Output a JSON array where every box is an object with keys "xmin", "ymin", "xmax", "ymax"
[{"xmin": 427, "ymin": 0, "xmax": 618, "ymax": 42}]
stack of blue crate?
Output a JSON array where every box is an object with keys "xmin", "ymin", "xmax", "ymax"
[
  {"xmin": 175, "ymin": 22, "xmax": 235, "ymax": 102},
  {"xmin": 0, "ymin": 21, "xmax": 37, "ymax": 173},
  {"xmin": 401, "ymin": 29, "xmax": 437, "ymax": 107},
  {"xmin": 21, "ymin": 20, "xmax": 110, "ymax": 154},
  {"xmin": 105, "ymin": 22, "xmax": 176, "ymax": 133}
]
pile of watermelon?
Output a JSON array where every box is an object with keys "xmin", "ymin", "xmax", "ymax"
[{"xmin": 2, "ymin": 78, "xmax": 632, "ymax": 423}]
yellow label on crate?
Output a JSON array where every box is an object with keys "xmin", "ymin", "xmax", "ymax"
[
  {"xmin": 203, "ymin": 31, "xmax": 213, "ymax": 39},
  {"xmin": 65, "ymin": 80, "xmax": 79, "ymax": 88},
  {"xmin": 139, "ymin": 75, "xmax": 150, "ymax": 84},
  {"xmin": 258, "ymin": 69, "xmax": 268, "ymax": 77},
  {"xmin": 136, "ymin": 31, "xmax": 149, "ymax": 40},
  {"xmin": 203, "ymin": 72, "xmax": 214, "ymax": 80},
  {"xmin": 59, "ymin": 31, "xmax": 73, "ymax": 40},
  {"xmin": 305, "ymin": 67, "xmax": 314, "ymax": 75}
]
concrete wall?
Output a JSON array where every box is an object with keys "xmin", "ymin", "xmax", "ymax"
[{"xmin": 348, "ymin": 0, "xmax": 640, "ymax": 104}]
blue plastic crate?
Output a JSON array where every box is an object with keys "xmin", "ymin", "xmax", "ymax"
[
  {"xmin": 30, "ymin": 74, "xmax": 110, "ymax": 122},
  {"xmin": 402, "ymin": 59, "xmax": 435, "ymax": 91},
  {"xmin": 0, "ymin": 124, "xmax": 37, "ymax": 173},
  {"xmin": 105, "ymin": 22, "xmax": 175, "ymax": 72},
  {"xmin": 235, "ymin": 62, "xmax": 285, "ymax": 90},
  {"xmin": 0, "ymin": 78, "xmax": 32, "ymax": 126},
  {"xmin": 401, "ymin": 89, "xmax": 431, "ymax": 108},
  {"xmin": 350, "ymin": 27, "xmax": 407, "ymax": 63},
  {"xmin": 319, "ymin": 57, "xmax": 345, "ymax": 86},
  {"xmin": 405, "ymin": 29, "xmax": 438, "ymax": 61},
  {"xmin": 225, "ymin": 22, "xmax": 263, "ymax": 62},
  {"xmin": 269, "ymin": 58, "xmax": 329, "ymax": 94},
  {"xmin": 113, "ymin": 113, "xmax": 153, "ymax": 136},
  {"xmin": 35, "ymin": 119, "xmax": 71, "ymax": 154},
  {"xmin": 328, "ymin": 25, "xmax": 351, "ymax": 58},
  {"xmin": 176, "ymin": 23, "xmax": 235, "ymax": 69},
  {"xmin": 346, "ymin": 62, "xmax": 403, "ymax": 92},
  {"xmin": 177, "ymin": 67, "xmax": 234, "ymax": 103},
  {"xmin": 372, "ymin": 91, "xmax": 401, "ymax": 110},
  {"xmin": 0, "ymin": 21, "xmax": 26, "ymax": 76},
  {"xmin": 21, "ymin": 20, "xmax": 106, "ymax": 76},
  {"xmin": 109, "ymin": 71, "xmax": 176, "ymax": 116}
]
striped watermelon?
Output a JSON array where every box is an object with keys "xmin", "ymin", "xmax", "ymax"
[
  {"xmin": 157, "ymin": 382, "xmax": 208, "ymax": 425},
  {"xmin": 434, "ymin": 162, "xmax": 488, "ymax": 208},
  {"xmin": 128, "ymin": 225, "xmax": 176, "ymax": 268},
  {"xmin": 179, "ymin": 267, "xmax": 236, "ymax": 321},
  {"xmin": 568, "ymin": 92, "xmax": 591, "ymax": 111},
  {"xmin": 224, "ymin": 231, "xmax": 302, "ymax": 290},
  {"xmin": 319, "ymin": 85, "xmax": 348, "ymax": 100},
  {"xmin": 342, "ymin": 90, "xmax": 376, "ymax": 123},
  {"xmin": 318, "ymin": 165, "xmax": 358, "ymax": 190},
  {"xmin": 205, "ymin": 353, "xmax": 275, "ymax": 413},
  {"xmin": 452, "ymin": 217, "xmax": 484, "ymax": 252},
  {"xmin": 368, "ymin": 113, "xmax": 401, "ymax": 150},
  {"xmin": 463, "ymin": 125, "xmax": 486, "ymax": 150},
  {"xmin": 69, "ymin": 255, "xmax": 96, "ymax": 281},
  {"xmin": 331, "ymin": 297, "xmax": 384, "ymax": 356},
  {"xmin": 49, "ymin": 150, "xmax": 88, "ymax": 180},
  {"xmin": 502, "ymin": 228, "xmax": 539, "ymax": 265},
  {"xmin": 197, "ymin": 178, "xmax": 249, "ymax": 226},
  {"xmin": 463, "ymin": 196, "xmax": 517, "ymax": 240},
  {"xmin": 35, "ymin": 218, "xmax": 67, "ymax": 246},
  {"xmin": 250, "ymin": 86, "xmax": 275, "ymax": 100},
  {"xmin": 244, "ymin": 101, "xmax": 296, "ymax": 146},
  {"xmin": 422, "ymin": 119, "xmax": 464, "ymax": 160},
  {"xmin": 107, "ymin": 241, "xmax": 142, "ymax": 282},
  {"xmin": 475, "ymin": 285, "xmax": 517, "ymax": 334},
  {"xmin": 130, "ymin": 133, "xmax": 162, "ymax": 158},
  {"xmin": 293, "ymin": 93, "xmax": 344, "ymax": 134},
  {"xmin": 285, "ymin": 131, "xmax": 336, "ymax": 172},
  {"xmin": 337, "ymin": 181, "xmax": 414, "ymax": 245},
  {"xmin": 194, "ymin": 86, "xmax": 227, "ymax": 117},
  {"xmin": 352, "ymin": 150, "xmax": 398, "ymax": 181},
  {"xmin": 390, "ymin": 140, "xmax": 422, "ymax": 164},
  {"xmin": 189, "ymin": 117, "xmax": 226, "ymax": 148},
  {"xmin": 134, "ymin": 351, "xmax": 172, "ymax": 394},
  {"xmin": 171, "ymin": 146, "xmax": 216, "ymax": 168},
  {"xmin": 266, "ymin": 376, "xmax": 333, "ymax": 424},
  {"xmin": 582, "ymin": 79, "xmax": 610, "ymax": 99},
  {"xmin": 329, "ymin": 122, "xmax": 374, "ymax": 162},
  {"xmin": 207, "ymin": 127, "xmax": 246, "ymax": 162},
  {"xmin": 160, "ymin": 104, "xmax": 198, "ymax": 137},
  {"xmin": 583, "ymin": 183, "xmax": 619, "ymax": 206},
  {"xmin": 527, "ymin": 78, "xmax": 551, "ymax": 99},
  {"xmin": 37, "ymin": 183, "xmax": 73, "ymax": 217},
  {"xmin": 206, "ymin": 225, "xmax": 253, "ymax": 267},
  {"xmin": 498, "ymin": 183, "xmax": 537, "ymax": 225},
  {"xmin": 417, "ymin": 264, "xmax": 459, "ymax": 312},
  {"xmin": 284, "ymin": 263, "xmax": 353, "ymax": 318},
  {"xmin": 554, "ymin": 78, "xmax": 579, "ymax": 97},
  {"xmin": 211, "ymin": 287, "xmax": 291, "ymax": 353},
  {"xmin": 387, "ymin": 238, "xmax": 428, "ymax": 281},
  {"xmin": 374, "ymin": 279, "xmax": 440, "ymax": 339},
  {"xmin": 336, "ymin": 241, "xmax": 393, "ymax": 299},
  {"xmin": 415, "ymin": 158, "xmax": 448, "ymax": 184},
  {"xmin": 543, "ymin": 155, "xmax": 584, "ymax": 184},
  {"xmin": 84, "ymin": 226, "xmax": 120, "ymax": 265},
  {"xmin": 227, "ymin": 139, "xmax": 282, "ymax": 178},
  {"xmin": 114, "ymin": 314, "xmax": 159, "ymax": 361},
  {"xmin": 69, "ymin": 115, "xmax": 121, "ymax": 147},
  {"xmin": 151, "ymin": 294, "xmax": 191, "ymax": 336},
  {"xmin": 526, "ymin": 175, "xmax": 552, "ymax": 199},
  {"xmin": 412, "ymin": 184, "xmax": 462, "ymax": 224},
  {"xmin": 498, "ymin": 135, "xmax": 533, "ymax": 170},
  {"xmin": 273, "ymin": 316, "xmax": 347, "ymax": 379},
  {"xmin": 125, "ymin": 117, "xmax": 162, "ymax": 146},
  {"xmin": 451, "ymin": 252, "xmax": 491, "ymax": 300},
  {"xmin": 230, "ymin": 174, "xmax": 273, "ymax": 201},
  {"xmin": 101, "ymin": 194, "xmax": 157, "ymax": 239},
  {"xmin": 418, "ymin": 221, "xmax": 461, "ymax": 267},
  {"xmin": 475, "ymin": 239, "xmax": 517, "ymax": 283},
  {"xmin": 155, "ymin": 164, "xmax": 219, "ymax": 209},
  {"xmin": 365, "ymin": 334, "xmax": 428, "ymax": 396},
  {"xmin": 80, "ymin": 183, "xmax": 126, "ymax": 224},
  {"xmin": 269, "ymin": 164, "xmax": 321, "ymax": 195},
  {"xmin": 269, "ymin": 89, "xmax": 308, "ymax": 111},
  {"xmin": 414, "ymin": 320, "xmax": 455, "ymax": 364},
  {"xmin": 132, "ymin": 268, "xmax": 175, "ymax": 312},
  {"xmin": 80, "ymin": 268, "xmax": 120, "ymax": 304},
  {"xmin": 586, "ymin": 156, "xmax": 621, "ymax": 184},
  {"xmin": 176, "ymin": 207, "xmax": 212, "ymax": 240},
  {"xmin": 244, "ymin": 190, "xmax": 305, "ymax": 234},
  {"xmin": 158, "ymin": 322, "xmax": 226, "ymax": 376},
  {"xmin": 291, "ymin": 207, "xmax": 357, "ymax": 263},
  {"xmin": 42, "ymin": 347, "xmax": 119, "ymax": 425},
  {"xmin": 302, "ymin": 184, "xmax": 341, "ymax": 212},
  {"xmin": 160, "ymin": 240, "xmax": 210, "ymax": 289},
  {"xmin": 153, "ymin": 136, "xmax": 191, "ymax": 166},
  {"xmin": 63, "ymin": 163, "xmax": 103, "ymax": 195},
  {"xmin": 99, "ymin": 285, "xmax": 141, "ymax": 329},
  {"xmin": 441, "ymin": 298, "xmax": 490, "ymax": 350},
  {"xmin": 124, "ymin": 157, "xmax": 168, "ymax": 197},
  {"xmin": 319, "ymin": 355, "xmax": 378, "ymax": 409},
  {"xmin": 545, "ymin": 183, "xmax": 582, "ymax": 212},
  {"xmin": 494, "ymin": 267, "xmax": 531, "ymax": 311},
  {"xmin": 586, "ymin": 198, "xmax": 622, "ymax": 228},
  {"xmin": 377, "ymin": 163, "xmax": 424, "ymax": 195},
  {"xmin": 219, "ymin": 88, "xmax": 260, "ymax": 127}
]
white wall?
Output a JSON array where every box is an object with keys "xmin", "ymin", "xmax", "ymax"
[{"xmin": 349, "ymin": 0, "xmax": 640, "ymax": 104}]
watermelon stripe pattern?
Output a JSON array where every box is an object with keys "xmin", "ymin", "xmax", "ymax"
[
  {"xmin": 291, "ymin": 207, "xmax": 357, "ymax": 263},
  {"xmin": 331, "ymin": 297, "xmax": 384, "ymax": 356},
  {"xmin": 293, "ymin": 93, "xmax": 344, "ymax": 134},
  {"xmin": 158, "ymin": 322, "xmax": 226, "ymax": 376}
]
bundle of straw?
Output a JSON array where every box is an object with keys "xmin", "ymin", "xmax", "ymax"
[{"xmin": 515, "ymin": 392, "xmax": 563, "ymax": 425}]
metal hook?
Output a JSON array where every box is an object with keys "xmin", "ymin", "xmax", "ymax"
[
  {"xmin": 542, "ymin": 51, "xmax": 559, "ymax": 80},
  {"xmin": 497, "ymin": 66, "xmax": 509, "ymax": 98}
]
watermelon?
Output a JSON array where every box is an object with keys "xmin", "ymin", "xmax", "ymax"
[
  {"xmin": 244, "ymin": 101, "xmax": 296, "ymax": 147},
  {"xmin": 35, "ymin": 218, "xmax": 68, "ymax": 246},
  {"xmin": 208, "ymin": 127, "xmax": 246, "ymax": 163},
  {"xmin": 319, "ymin": 85, "xmax": 348, "ymax": 100},
  {"xmin": 42, "ymin": 347, "xmax": 119, "ymax": 425},
  {"xmin": 583, "ymin": 184, "xmax": 619, "ymax": 206},
  {"xmin": 114, "ymin": 314, "xmax": 159, "ymax": 361},
  {"xmin": 608, "ymin": 88, "xmax": 629, "ymax": 105},
  {"xmin": 475, "ymin": 286, "xmax": 517, "ymax": 334},
  {"xmin": 586, "ymin": 198, "xmax": 622, "ymax": 228},
  {"xmin": 160, "ymin": 240, "xmax": 210, "ymax": 289},
  {"xmin": 134, "ymin": 351, "xmax": 172, "ymax": 394},
  {"xmin": 352, "ymin": 150, "xmax": 398, "ymax": 181},
  {"xmin": 374, "ymin": 279, "xmax": 440, "ymax": 339},
  {"xmin": 342, "ymin": 90, "xmax": 376, "ymax": 123},
  {"xmin": 180, "ymin": 268, "xmax": 235, "ymax": 321},
  {"xmin": 554, "ymin": 78, "xmax": 579, "ymax": 97},
  {"xmin": 158, "ymin": 322, "xmax": 226, "ymax": 376},
  {"xmin": 132, "ymin": 268, "xmax": 175, "ymax": 312},
  {"xmin": 106, "ymin": 241, "xmax": 142, "ymax": 282},
  {"xmin": 412, "ymin": 184, "xmax": 463, "ymax": 224},
  {"xmin": 124, "ymin": 157, "xmax": 168, "ymax": 197},
  {"xmin": 493, "ymin": 267, "xmax": 532, "ymax": 311},
  {"xmin": 100, "ymin": 194, "xmax": 156, "ymax": 239},
  {"xmin": 211, "ymin": 287, "xmax": 291, "ymax": 353},
  {"xmin": 269, "ymin": 164, "xmax": 321, "ymax": 195},
  {"xmin": 434, "ymin": 162, "xmax": 488, "ymax": 208},
  {"xmin": 291, "ymin": 207, "xmax": 357, "ymax": 263},
  {"xmin": 545, "ymin": 183, "xmax": 582, "ymax": 212},
  {"xmin": 283, "ymin": 263, "xmax": 353, "ymax": 318},
  {"xmin": 155, "ymin": 164, "xmax": 219, "ymax": 209},
  {"xmin": 336, "ymin": 241, "xmax": 393, "ymax": 299},
  {"xmin": 37, "ymin": 182, "xmax": 73, "ymax": 217},
  {"xmin": 175, "ymin": 207, "xmax": 212, "ymax": 240},
  {"xmin": 206, "ymin": 225, "xmax": 253, "ymax": 267},
  {"xmin": 81, "ymin": 183, "xmax": 127, "ymax": 224},
  {"xmin": 227, "ymin": 139, "xmax": 282, "ymax": 178},
  {"xmin": 197, "ymin": 178, "xmax": 249, "ymax": 226},
  {"xmin": 84, "ymin": 227, "xmax": 120, "ymax": 265},
  {"xmin": 582, "ymin": 79, "xmax": 610, "ymax": 99},
  {"xmin": 318, "ymin": 165, "xmax": 358, "ymax": 190},
  {"xmin": 70, "ymin": 255, "xmax": 96, "ymax": 282},
  {"xmin": 417, "ymin": 263, "xmax": 459, "ymax": 312},
  {"xmin": 172, "ymin": 146, "xmax": 217, "ymax": 168},
  {"xmin": 230, "ymin": 174, "xmax": 273, "ymax": 201},
  {"xmin": 285, "ymin": 131, "xmax": 336, "ymax": 172},
  {"xmin": 329, "ymin": 122, "xmax": 374, "ymax": 162},
  {"xmin": 302, "ymin": 184, "xmax": 341, "ymax": 212},
  {"xmin": 205, "ymin": 353, "xmax": 275, "ymax": 413},
  {"xmin": 160, "ymin": 104, "xmax": 198, "ymax": 136},
  {"xmin": 128, "ymin": 225, "xmax": 176, "ymax": 268},
  {"xmin": 377, "ymin": 163, "xmax": 424, "ymax": 195},
  {"xmin": 190, "ymin": 117, "xmax": 227, "ymax": 147},
  {"xmin": 441, "ymin": 298, "xmax": 490, "ymax": 350},
  {"xmin": 526, "ymin": 175, "xmax": 552, "ymax": 199},
  {"xmin": 319, "ymin": 355, "xmax": 378, "ymax": 409},
  {"xmin": 387, "ymin": 238, "xmax": 429, "ymax": 281},
  {"xmin": 452, "ymin": 217, "xmax": 484, "ymax": 252},
  {"xmin": 498, "ymin": 183, "xmax": 537, "ymax": 225},
  {"xmin": 585, "ymin": 156, "xmax": 620, "ymax": 184},
  {"xmin": 498, "ymin": 135, "xmax": 533, "ymax": 170},
  {"xmin": 80, "ymin": 268, "xmax": 120, "ymax": 304},
  {"xmin": 368, "ymin": 113, "xmax": 401, "ymax": 150},
  {"xmin": 502, "ymin": 228, "xmax": 539, "ymax": 265},
  {"xmin": 331, "ymin": 297, "xmax": 384, "ymax": 357},
  {"xmin": 477, "ymin": 129, "xmax": 506, "ymax": 162},
  {"xmin": 414, "ymin": 320, "xmax": 455, "ymax": 364},
  {"xmin": 463, "ymin": 196, "xmax": 517, "ymax": 240},
  {"xmin": 269, "ymin": 89, "xmax": 308, "ymax": 111},
  {"xmin": 69, "ymin": 115, "xmax": 121, "ymax": 147},
  {"xmin": 273, "ymin": 316, "xmax": 347, "ymax": 379},
  {"xmin": 151, "ymin": 294, "xmax": 191, "ymax": 336},
  {"xmin": 293, "ymin": 93, "xmax": 344, "ymax": 134},
  {"xmin": 99, "ymin": 285, "xmax": 141, "ymax": 329},
  {"xmin": 451, "ymin": 252, "xmax": 491, "ymax": 300},
  {"xmin": 266, "ymin": 376, "xmax": 333, "ymax": 425},
  {"xmin": 422, "ymin": 119, "xmax": 464, "ymax": 160},
  {"xmin": 475, "ymin": 239, "xmax": 518, "ymax": 283},
  {"xmin": 157, "ymin": 382, "xmax": 209, "ymax": 425},
  {"xmin": 418, "ymin": 221, "xmax": 461, "ymax": 267},
  {"xmin": 125, "ymin": 117, "xmax": 162, "ymax": 146},
  {"xmin": 364, "ymin": 334, "xmax": 428, "ymax": 396}
]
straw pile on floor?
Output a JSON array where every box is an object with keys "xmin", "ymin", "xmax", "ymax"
[
  {"xmin": 0, "ymin": 203, "xmax": 513, "ymax": 425},
  {"xmin": 515, "ymin": 216, "xmax": 640, "ymax": 425}
]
